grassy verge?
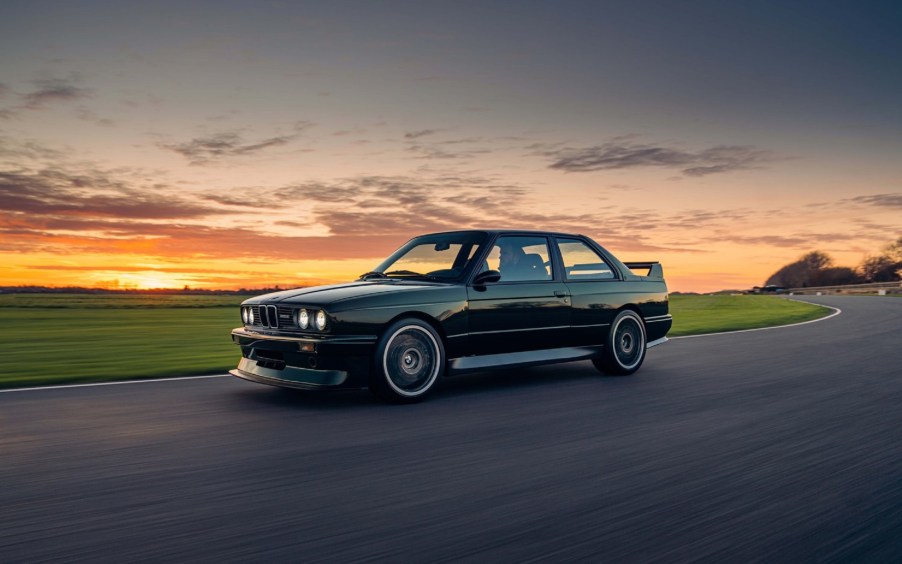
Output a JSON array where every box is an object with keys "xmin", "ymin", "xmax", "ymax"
[
  {"xmin": 0, "ymin": 293, "xmax": 830, "ymax": 388},
  {"xmin": 0, "ymin": 295, "xmax": 244, "ymax": 388},
  {"xmin": 668, "ymin": 294, "xmax": 829, "ymax": 337}
]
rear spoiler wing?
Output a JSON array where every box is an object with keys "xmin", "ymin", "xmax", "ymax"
[{"xmin": 623, "ymin": 261, "xmax": 664, "ymax": 279}]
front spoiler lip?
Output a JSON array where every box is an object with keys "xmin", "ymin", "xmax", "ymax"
[{"xmin": 230, "ymin": 357, "xmax": 350, "ymax": 390}]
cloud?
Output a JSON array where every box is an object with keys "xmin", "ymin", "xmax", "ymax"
[
  {"xmin": 292, "ymin": 120, "xmax": 316, "ymax": 132},
  {"xmin": 541, "ymin": 140, "xmax": 779, "ymax": 176},
  {"xmin": 0, "ymin": 213, "xmax": 407, "ymax": 261},
  {"xmin": 203, "ymin": 174, "xmax": 534, "ymax": 240},
  {"xmin": 404, "ymin": 129, "xmax": 443, "ymax": 139},
  {"xmin": 237, "ymin": 174, "xmax": 708, "ymax": 256},
  {"xmin": 199, "ymin": 192, "xmax": 284, "ymax": 209},
  {"xmin": 0, "ymin": 83, "xmax": 8, "ymax": 98},
  {"xmin": 0, "ymin": 137, "xmax": 69, "ymax": 162},
  {"xmin": 0, "ymin": 160, "xmax": 734, "ymax": 269},
  {"xmin": 406, "ymin": 143, "xmax": 492, "ymax": 160},
  {"xmin": 666, "ymin": 208, "xmax": 754, "ymax": 229},
  {"xmin": 274, "ymin": 182, "xmax": 366, "ymax": 203},
  {"xmin": 0, "ymin": 168, "xmax": 224, "ymax": 219},
  {"xmin": 25, "ymin": 265, "xmax": 230, "ymax": 274},
  {"xmin": 0, "ymin": 144, "xmax": 822, "ymax": 272},
  {"xmin": 700, "ymin": 231, "xmax": 882, "ymax": 249},
  {"xmin": 24, "ymin": 76, "xmax": 91, "ymax": 108},
  {"xmin": 848, "ymin": 193, "xmax": 902, "ymax": 208},
  {"xmin": 404, "ymin": 136, "xmax": 495, "ymax": 160},
  {"xmin": 332, "ymin": 125, "xmax": 369, "ymax": 138},
  {"xmin": 160, "ymin": 131, "xmax": 298, "ymax": 165},
  {"xmin": 75, "ymin": 107, "xmax": 115, "ymax": 127},
  {"xmin": 0, "ymin": 164, "xmax": 542, "ymax": 260}
]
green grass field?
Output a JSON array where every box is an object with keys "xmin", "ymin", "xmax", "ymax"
[
  {"xmin": 0, "ymin": 294, "xmax": 244, "ymax": 388},
  {"xmin": 0, "ymin": 293, "xmax": 830, "ymax": 388},
  {"xmin": 667, "ymin": 294, "xmax": 829, "ymax": 336}
]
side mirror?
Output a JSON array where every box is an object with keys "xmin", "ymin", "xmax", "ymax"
[{"xmin": 472, "ymin": 269, "xmax": 501, "ymax": 285}]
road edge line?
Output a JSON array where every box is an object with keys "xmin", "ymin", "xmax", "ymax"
[{"xmin": 0, "ymin": 374, "xmax": 229, "ymax": 394}]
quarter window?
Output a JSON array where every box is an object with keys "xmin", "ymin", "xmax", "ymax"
[{"xmin": 558, "ymin": 239, "xmax": 615, "ymax": 280}]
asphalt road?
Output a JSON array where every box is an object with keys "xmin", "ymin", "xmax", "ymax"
[{"xmin": 2, "ymin": 295, "xmax": 902, "ymax": 562}]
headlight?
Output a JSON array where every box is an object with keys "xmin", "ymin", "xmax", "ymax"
[
  {"xmin": 241, "ymin": 307, "xmax": 248, "ymax": 324},
  {"xmin": 315, "ymin": 310, "xmax": 327, "ymax": 331},
  {"xmin": 297, "ymin": 308, "xmax": 309, "ymax": 329},
  {"xmin": 247, "ymin": 307, "xmax": 254, "ymax": 324}
]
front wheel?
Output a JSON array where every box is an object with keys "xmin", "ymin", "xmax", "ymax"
[
  {"xmin": 593, "ymin": 309, "xmax": 647, "ymax": 376},
  {"xmin": 370, "ymin": 319, "xmax": 445, "ymax": 403}
]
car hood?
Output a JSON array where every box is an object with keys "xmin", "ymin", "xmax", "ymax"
[{"xmin": 243, "ymin": 280, "xmax": 457, "ymax": 307}]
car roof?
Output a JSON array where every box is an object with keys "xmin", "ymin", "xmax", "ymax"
[{"xmin": 420, "ymin": 229, "xmax": 587, "ymax": 238}]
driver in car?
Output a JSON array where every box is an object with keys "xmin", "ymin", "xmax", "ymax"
[{"xmin": 499, "ymin": 243, "xmax": 535, "ymax": 281}]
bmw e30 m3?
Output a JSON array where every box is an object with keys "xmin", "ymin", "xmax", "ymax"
[{"xmin": 230, "ymin": 230, "xmax": 671, "ymax": 402}]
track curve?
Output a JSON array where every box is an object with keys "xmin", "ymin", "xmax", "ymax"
[{"xmin": 2, "ymin": 295, "xmax": 901, "ymax": 561}]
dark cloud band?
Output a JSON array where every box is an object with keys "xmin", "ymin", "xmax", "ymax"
[
  {"xmin": 160, "ymin": 131, "xmax": 298, "ymax": 165},
  {"xmin": 543, "ymin": 141, "xmax": 779, "ymax": 176}
]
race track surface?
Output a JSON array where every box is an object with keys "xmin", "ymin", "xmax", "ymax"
[{"xmin": 2, "ymin": 295, "xmax": 901, "ymax": 562}]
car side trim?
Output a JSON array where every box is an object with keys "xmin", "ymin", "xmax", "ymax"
[
  {"xmin": 348, "ymin": 300, "xmax": 461, "ymax": 310},
  {"xmin": 448, "ymin": 345, "xmax": 603, "ymax": 374},
  {"xmin": 468, "ymin": 325, "xmax": 570, "ymax": 336}
]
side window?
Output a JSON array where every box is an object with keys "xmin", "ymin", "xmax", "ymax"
[
  {"xmin": 490, "ymin": 236, "xmax": 553, "ymax": 282},
  {"xmin": 558, "ymin": 239, "xmax": 615, "ymax": 280}
]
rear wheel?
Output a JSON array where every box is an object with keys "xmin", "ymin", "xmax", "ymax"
[
  {"xmin": 370, "ymin": 319, "xmax": 445, "ymax": 403},
  {"xmin": 593, "ymin": 309, "xmax": 647, "ymax": 375}
]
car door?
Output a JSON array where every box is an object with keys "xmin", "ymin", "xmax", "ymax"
[
  {"xmin": 466, "ymin": 235, "xmax": 571, "ymax": 355},
  {"xmin": 555, "ymin": 236, "xmax": 622, "ymax": 347}
]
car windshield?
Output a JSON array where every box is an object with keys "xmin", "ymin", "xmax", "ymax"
[{"xmin": 368, "ymin": 232, "xmax": 488, "ymax": 281}]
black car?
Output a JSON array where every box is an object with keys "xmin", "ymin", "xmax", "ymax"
[{"xmin": 230, "ymin": 230, "xmax": 671, "ymax": 402}]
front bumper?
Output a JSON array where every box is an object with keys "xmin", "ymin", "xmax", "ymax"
[{"xmin": 229, "ymin": 327, "xmax": 377, "ymax": 389}]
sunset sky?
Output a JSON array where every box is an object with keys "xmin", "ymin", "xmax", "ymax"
[{"xmin": 1, "ymin": 0, "xmax": 900, "ymax": 292}]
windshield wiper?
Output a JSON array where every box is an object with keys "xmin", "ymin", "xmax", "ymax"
[
  {"xmin": 359, "ymin": 271, "xmax": 388, "ymax": 280},
  {"xmin": 384, "ymin": 270, "xmax": 436, "ymax": 279}
]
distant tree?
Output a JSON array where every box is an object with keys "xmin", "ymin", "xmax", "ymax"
[
  {"xmin": 856, "ymin": 236, "xmax": 902, "ymax": 282},
  {"xmin": 765, "ymin": 251, "xmax": 834, "ymax": 288},
  {"xmin": 886, "ymin": 236, "xmax": 902, "ymax": 265},
  {"xmin": 811, "ymin": 267, "xmax": 863, "ymax": 286},
  {"xmin": 859, "ymin": 255, "xmax": 901, "ymax": 282},
  {"xmin": 801, "ymin": 250, "xmax": 833, "ymax": 271}
]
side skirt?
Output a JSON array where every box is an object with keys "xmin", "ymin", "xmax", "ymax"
[{"xmin": 447, "ymin": 346, "xmax": 604, "ymax": 376}]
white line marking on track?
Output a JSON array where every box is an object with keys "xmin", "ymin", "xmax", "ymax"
[
  {"xmin": 0, "ymin": 374, "xmax": 229, "ymax": 394},
  {"xmin": 670, "ymin": 301, "xmax": 842, "ymax": 340}
]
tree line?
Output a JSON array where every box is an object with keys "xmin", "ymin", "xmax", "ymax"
[{"xmin": 765, "ymin": 236, "xmax": 902, "ymax": 288}]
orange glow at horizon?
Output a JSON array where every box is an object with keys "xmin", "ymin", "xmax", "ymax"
[
  {"xmin": 1, "ymin": 228, "xmax": 895, "ymax": 294},
  {"xmin": 3, "ymin": 162, "xmax": 897, "ymax": 295}
]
